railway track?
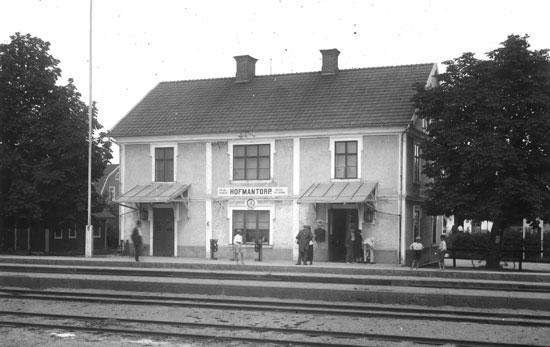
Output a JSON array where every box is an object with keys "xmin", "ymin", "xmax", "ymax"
[
  {"xmin": 0, "ymin": 310, "xmax": 541, "ymax": 347},
  {"xmin": 1, "ymin": 288, "xmax": 549, "ymax": 328}
]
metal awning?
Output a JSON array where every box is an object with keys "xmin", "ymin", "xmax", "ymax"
[
  {"xmin": 297, "ymin": 181, "xmax": 377, "ymax": 204},
  {"xmin": 115, "ymin": 183, "xmax": 190, "ymax": 204}
]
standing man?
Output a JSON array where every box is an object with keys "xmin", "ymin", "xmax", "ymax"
[
  {"xmin": 233, "ymin": 229, "xmax": 244, "ymax": 265},
  {"xmin": 131, "ymin": 220, "xmax": 143, "ymax": 262},
  {"xmin": 437, "ymin": 235, "xmax": 447, "ymax": 270},
  {"xmin": 345, "ymin": 227, "xmax": 356, "ymax": 264},
  {"xmin": 296, "ymin": 225, "xmax": 313, "ymax": 265},
  {"xmin": 409, "ymin": 237, "xmax": 424, "ymax": 270}
]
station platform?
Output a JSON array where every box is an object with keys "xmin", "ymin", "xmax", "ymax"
[{"xmin": 1, "ymin": 254, "xmax": 549, "ymax": 311}]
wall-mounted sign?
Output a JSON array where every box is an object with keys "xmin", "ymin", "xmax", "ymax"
[{"xmin": 218, "ymin": 187, "xmax": 288, "ymax": 197}]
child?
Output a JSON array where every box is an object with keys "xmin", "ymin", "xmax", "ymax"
[
  {"xmin": 409, "ymin": 237, "xmax": 423, "ymax": 270},
  {"xmin": 233, "ymin": 229, "xmax": 244, "ymax": 264},
  {"xmin": 437, "ymin": 235, "xmax": 447, "ymax": 270}
]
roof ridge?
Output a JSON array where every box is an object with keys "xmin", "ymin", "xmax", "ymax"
[{"xmin": 158, "ymin": 62, "xmax": 436, "ymax": 85}]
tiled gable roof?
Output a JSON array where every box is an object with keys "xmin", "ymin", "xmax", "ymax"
[
  {"xmin": 94, "ymin": 164, "xmax": 119, "ymax": 195},
  {"xmin": 110, "ymin": 63, "xmax": 435, "ymax": 137}
]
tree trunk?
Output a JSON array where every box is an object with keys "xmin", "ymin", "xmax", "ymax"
[{"xmin": 487, "ymin": 218, "xmax": 506, "ymax": 269}]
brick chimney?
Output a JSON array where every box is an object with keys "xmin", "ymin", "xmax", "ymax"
[
  {"xmin": 234, "ymin": 55, "xmax": 258, "ymax": 82},
  {"xmin": 320, "ymin": 49, "xmax": 340, "ymax": 75}
]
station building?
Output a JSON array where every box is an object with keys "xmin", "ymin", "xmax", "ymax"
[{"xmin": 110, "ymin": 49, "xmax": 443, "ymax": 264}]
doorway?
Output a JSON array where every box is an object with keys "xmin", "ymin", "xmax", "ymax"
[
  {"xmin": 153, "ymin": 207, "xmax": 174, "ymax": 256},
  {"xmin": 329, "ymin": 208, "xmax": 358, "ymax": 262}
]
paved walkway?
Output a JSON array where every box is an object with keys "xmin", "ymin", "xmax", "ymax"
[{"xmin": 1, "ymin": 254, "xmax": 549, "ymax": 273}]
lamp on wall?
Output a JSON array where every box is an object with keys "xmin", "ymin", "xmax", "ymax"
[{"xmin": 364, "ymin": 202, "xmax": 375, "ymax": 223}]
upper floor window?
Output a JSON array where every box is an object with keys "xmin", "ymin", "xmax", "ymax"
[
  {"xmin": 413, "ymin": 143, "xmax": 421, "ymax": 183},
  {"xmin": 233, "ymin": 144, "xmax": 270, "ymax": 180},
  {"xmin": 335, "ymin": 141, "xmax": 358, "ymax": 179},
  {"xmin": 155, "ymin": 147, "xmax": 174, "ymax": 182},
  {"xmin": 109, "ymin": 186, "xmax": 115, "ymax": 201},
  {"xmin": 422, "ymin": 118, "xmax": 428, "ymax": 130}
]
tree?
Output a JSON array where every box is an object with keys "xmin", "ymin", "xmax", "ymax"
[
  {"xmin": 0, "ymin": 33, "xmax": 112, "ymax": 238},
  {"xmin": 413, "ymin": 35, "xmax": 550, "ymax": 268}
]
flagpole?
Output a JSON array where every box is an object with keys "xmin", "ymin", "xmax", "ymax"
[{"xmin": 85, "ymin": 0, "xmax": 94, "ymax": 257}]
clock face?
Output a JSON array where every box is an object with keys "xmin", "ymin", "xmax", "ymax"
[{"xmin": 246, "ymin": 198, "xmax": 256, "ymax": 208}]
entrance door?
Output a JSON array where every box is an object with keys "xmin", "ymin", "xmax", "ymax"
[
  {"xmin": 153, "ymin": 207, "xmax": 174, "ymax": 256},
  {"xmin": 329, "ymin": 209, "xmax": 358, "ymax": 262}
]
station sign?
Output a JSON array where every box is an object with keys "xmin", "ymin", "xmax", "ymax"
[{"xmin": 217, "ymin": 187, "xmax": 288, "ymax": 197}]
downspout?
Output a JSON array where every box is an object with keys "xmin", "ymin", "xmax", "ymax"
[{"xmin": 398, "ymin": 123, "xmax": 411, "ymax": 264}]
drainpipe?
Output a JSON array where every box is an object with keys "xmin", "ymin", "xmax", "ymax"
[{"xmin": 398, "ymin": 123, "xmax": 411, "ymax": 264}]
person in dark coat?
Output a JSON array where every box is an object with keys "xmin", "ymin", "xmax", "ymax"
[
  {"xmin": 131, "ymin": 220, "xmax": 143, "ymax": 262},
  {"xmin": 296, "ymin": 225, "xmax": 313, "ymax": 265},
  {"xmin": 306, "ymin": 239, "xmax": 314, "ymax": 265},
  {"xmin": 345, "ymin": 227, "xmax": 356, "ymax": 263},
  {"xmin": 354, "ymin": 229, "xmax": 363, "ymax": 263}
]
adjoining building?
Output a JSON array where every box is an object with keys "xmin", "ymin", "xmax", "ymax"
[{"xmin": 110, "ymin": 49, "xmax": 443, "ymax": 264}]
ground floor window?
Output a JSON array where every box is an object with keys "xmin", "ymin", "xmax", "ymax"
[
  {"xmin": 232, "ymin": 210, "xmax": 270, "ymax": 244},
  {"xmin": 93, "ymin": 226, "xmax": 101, "ymax": 238},
  {"xmin": 68, "ymin": 226, "xmax": 77, "ymax": 239}
]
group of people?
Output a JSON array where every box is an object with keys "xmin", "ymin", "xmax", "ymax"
[
  {"xmin": 345, "ymin": 228, "xmax": 375, "ymax": 264},
  {"xmin": 131, "ymin": 220, "xmax": 447, "ymax": 269},
  {"xmin": 409, "ymin": 234, "xmax": 447, "ymax": 270}
]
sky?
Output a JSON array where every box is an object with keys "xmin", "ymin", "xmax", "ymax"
[{"xmin": 1, "ymin": 0, "xmax": 549, "ymax": 163}]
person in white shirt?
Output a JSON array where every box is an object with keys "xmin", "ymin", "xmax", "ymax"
[
  {"xmin": 409, "ymin": 237, "xmax": 424, "ymax": 270},
  {"xmin": 233, "ymin": 229, "xmax": 244, "ymax": 265},
  {"xmin": 437, "ymin": 235, "xmax": 447, "ymax": 270},
  {"xmin": 363, "ymin": 237, "xmax": 375, "ymax": 264}
]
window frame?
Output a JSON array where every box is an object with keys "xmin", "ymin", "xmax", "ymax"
[
  {"xmin": 229, "ymin": 140, "xmax": 275, "ymax": 182},
  {"xmin": 413, "ymin": 205, "xmax": 421, "ymax": 240},
  {"xmin": 413, "ymin": 143, "xmax": 421, "ymax": 184},
  {"xmin": 330, "ymin": 136, "xmax": 362, "ymax": 181},
  {"xmin": 228, "ymin": 206, "xmax": 273, "ymax": 245},
  {"xmin": 54, "ymin": 229, "xmax": 63, "ymax": 239},
  {"xmin": 151, "ymin": 144, "xmax": 177, "ymax": 183},
  {"xmin": 68, "ymin": 225, "xmax": 77, "ymax": 239},
  {"xmin": 109, "ymin": 186, "xmax": 115, "ymax": 201},
  {"xmin": 93, "ymin": 225, "xmax": 101, "ymax": 238}
]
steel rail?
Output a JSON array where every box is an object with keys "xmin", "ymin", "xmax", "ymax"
[
  {"xmin": 0, "ymin": 311, "xmax": 539, "ymax": 347},
  {"xmin": 1, "ymin": 289, "xmax": 549, "ymax": 328}
]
